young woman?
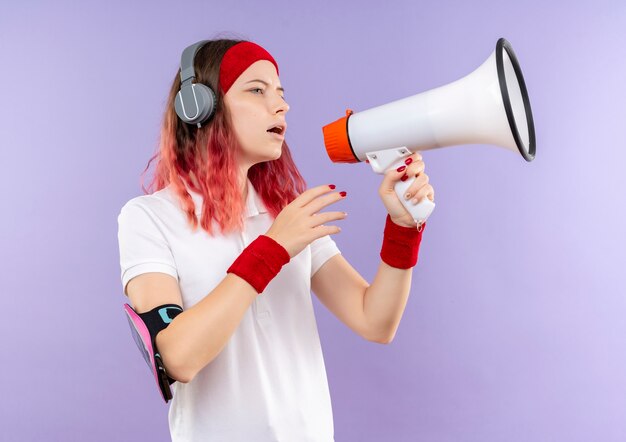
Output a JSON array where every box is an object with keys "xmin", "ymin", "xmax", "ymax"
[{"xmin": 117, "ymin": 38, "xmax": 434, "ymax": 441}]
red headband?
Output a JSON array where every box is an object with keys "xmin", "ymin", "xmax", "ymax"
[{"xmin": 219, "ymin": 42, "xmax": 279, "ymax": 94}]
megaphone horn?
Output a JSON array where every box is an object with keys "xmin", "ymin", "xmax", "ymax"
[{"xmin": 322, "ymin": 38, "xmax": 536, "ymax": 224}]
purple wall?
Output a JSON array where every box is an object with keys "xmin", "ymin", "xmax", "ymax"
[{"xmin": 1, "ymin": 0, "xmax": 625, "ymax": 440}]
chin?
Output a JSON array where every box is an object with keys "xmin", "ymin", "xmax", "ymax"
[
  {"xmin": 250, "ymin": 150, "xmax": 282, "ymax": 166},
  {"xmin": 268, "ymin": 144, "xmax": 283, "ymax": 160}
]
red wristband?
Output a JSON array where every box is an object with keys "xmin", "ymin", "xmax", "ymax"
[
  {"xmin": 227, "ymin": 235, "xmax": 290, "ymax": 294},
  {"xmin": 380, "ymin": 214, "xmax": 425, "ymax": 269}
]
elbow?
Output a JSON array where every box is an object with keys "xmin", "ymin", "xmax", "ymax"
[
  {"xmin": 174, "ymin": 372, "xmax": 194, "ymax": 385},
  {"xmin": 163, "ymin": 351, "xmax": 216, "ymax": 384},
  {"xmin": 163, "ymin": 360, "xmax": 194, "ymax": 384},
  {"xmin": 156, "ymin": 330, "xmax": 198, "ymax": 384},
  {"xmin": 366, "ymin": 328, "xmax": 395, "ymax": 345},
  {"xmin": 175, "ymin": 373, "xmax": 193, "ymax": 385},
  {"xmin": 158, "ymin": 343, "xmax": 198, "ymax": 384},
  {"xmin": 361, "ymin": 321, "xmax": 395, "ymax": 344},
  {"xmin": 161, "ymin": 350, "xmax": 222, "ymax": 384},
  {"xmin": 370, "ymin": 334, "xmax": 394, "ymax": 345}
]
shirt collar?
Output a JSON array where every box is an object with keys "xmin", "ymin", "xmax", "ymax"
[{"xmin": 185, "ymin": 178, "xmax": 267, "ymax": 218}]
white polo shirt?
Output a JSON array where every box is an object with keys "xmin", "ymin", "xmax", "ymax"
[{"xmin": 117, "ymin": 178, "xmax": 341, "ymax": 442}]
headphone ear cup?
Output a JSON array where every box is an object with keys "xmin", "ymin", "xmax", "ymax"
[
  {"xmin": 174, "ymin": 93, "xmax": 186, "ymax": 123},
  {"xmin": 192, "ymin": 83, "xmax": 216, "ymax": 125},
  {"xmin": 174, "ymin": 83, "xmax": 216, "ymax": 126}
]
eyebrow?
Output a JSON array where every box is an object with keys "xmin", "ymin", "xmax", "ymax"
[{"xmin": 245, "ymin": 79, "xmax": 285, "ymax": 93}]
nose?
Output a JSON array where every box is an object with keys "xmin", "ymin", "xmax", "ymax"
[{"xmin": 271, "ymin": 92, "xmax": 289, "ymax": 115}]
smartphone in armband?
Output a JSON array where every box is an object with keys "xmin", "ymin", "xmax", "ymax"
[{"xmin": 123, "ymin": 303, "xmax": 183, "ymax": 403}]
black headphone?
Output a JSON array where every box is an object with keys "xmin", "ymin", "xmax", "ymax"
[{"xmin": 174, "ymin": 40, "xmax": 217, "ymax": 127}]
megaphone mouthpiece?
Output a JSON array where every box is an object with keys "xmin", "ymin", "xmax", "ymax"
[{"xmin": 322, "ymin": 109, "xmax": 359, "ymax": 163}]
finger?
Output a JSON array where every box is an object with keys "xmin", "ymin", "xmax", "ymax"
[
  {"xmin": 305, "ymin": 191, "xmax": 346, "ymax": 215},
  {"xmin": 379, "ymin": 165, "xmax": 413, "ymax": 196},
  {"xmin": 412, "ymin": 184, "xmax": 434, "ymax": 204},
  {"xmin": 408, "ymin": 161, "xmax": 425, "ymax": 177},
  {"xmin": 389, "ymin": 163, "xmax": 411, "ymax": 182},
  {"xmin": 403, "ymin": 173, "xmax": 429, "ymax": 201},
  {"xmin": 402, "ymin": 162, "xmax": 425, "ymax": 188},
  {"xmin": 309, "ymin": 210, "xmax": 347, "ymax": 228},
  {"xmin": 414, "ymin": 172, "xmax": 429, "ymax": 188},
  {"xmin": 295, "ymin": 184, "xmax": 338, "ymax": 208},
  {"xmin": 427, "ymin": 187, "xmax": 435, "ymax": 202},
  {"xmin": 311, "ymin": 223, "xmax": 342, "ymax": 239},
  {"xmin": 403, "ymin": 153, "xmax": 423, "ymax": 167},
  {"xmin": 381, "ymin": 157, "xmax": 425, "ymax": 193}
]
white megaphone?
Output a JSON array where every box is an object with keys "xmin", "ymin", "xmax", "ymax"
[{"xmin": 322, "ymin": 38, "xmax": 536, "ymax": 225}]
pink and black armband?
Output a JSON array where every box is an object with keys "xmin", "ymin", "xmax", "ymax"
[{"xmin": 123, "ymin": 303, "xmax": 183, "ymax": 403}]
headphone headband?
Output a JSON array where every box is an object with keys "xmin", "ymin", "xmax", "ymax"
[{"xmin": 179, "ymin": 40, "xmax": 209, "ymax": 85}]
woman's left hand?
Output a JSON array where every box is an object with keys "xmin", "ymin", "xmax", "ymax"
[{"xmin": 378, "ymin": 152, "xmax": 435, "ymax": 228}]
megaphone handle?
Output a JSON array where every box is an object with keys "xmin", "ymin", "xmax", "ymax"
[{"xmin": 389, "ymin": 160, "xmax": 436, "ymax": 224}]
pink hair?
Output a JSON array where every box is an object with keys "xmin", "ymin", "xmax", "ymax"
[{"xmin": 140, "ymin": 40, "xmax": 306, "ymax": 236}]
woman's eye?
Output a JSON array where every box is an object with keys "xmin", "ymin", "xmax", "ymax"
[{"xmin": 251, "ymin": 88, "xmax": 263, "ymax": 94}]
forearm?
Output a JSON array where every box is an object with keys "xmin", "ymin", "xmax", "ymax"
[
  {"xmin": 363, "ymin": 214, "xmax": 424, "ymax": 343},
  {"xmin": 363, "ymin": 261, "xmax": 413, "ymax": 343},
  {"xmin": 156, "ymin": 274, "xmax": 258, "ymax": 383}
]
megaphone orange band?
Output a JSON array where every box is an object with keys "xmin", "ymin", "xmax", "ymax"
[{"xmin": 322, "ymin": 109, "xmax": 360, "ymax": 163}]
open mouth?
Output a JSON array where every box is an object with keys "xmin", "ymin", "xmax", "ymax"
[{"xmin": 266, "ymin": 124, "xmax": 286, "ymax": 137}]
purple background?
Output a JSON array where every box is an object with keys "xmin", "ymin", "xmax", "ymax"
[{"xmin": 1, "ymin": 1, "xmax": 625, "ymax": 441}]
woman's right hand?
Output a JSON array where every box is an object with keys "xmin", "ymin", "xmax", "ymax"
[{"xmin": 264, "ymin": 184, "xmax": 347, "ymax": 258}]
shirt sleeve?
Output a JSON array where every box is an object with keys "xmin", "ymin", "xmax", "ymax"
[
  {"xmin": 117, "ymin": 200, "xmax": 179, "ymax": 296},
  {"xmin": 310, "ymin": 234, "xmax": 341, "ymax": 277}
]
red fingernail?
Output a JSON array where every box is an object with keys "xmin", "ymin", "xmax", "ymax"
[
  {"xmin": 397, "ymin": 165, "xmax": 406, "ymax": 172},
  {"xmin": 400, "ymin": 174, "xmax": 408, "ymax": 182},
  {"xmin": 405, "ymin": 158, "xmax": 413, "ymax": 165},
  {"xmin": 329, "ymin": 184, "xmax": 336, "ymax": 189},
  {"xmin": 339, "ymin": 191, "xmax": 347, "ymax": 197}
]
